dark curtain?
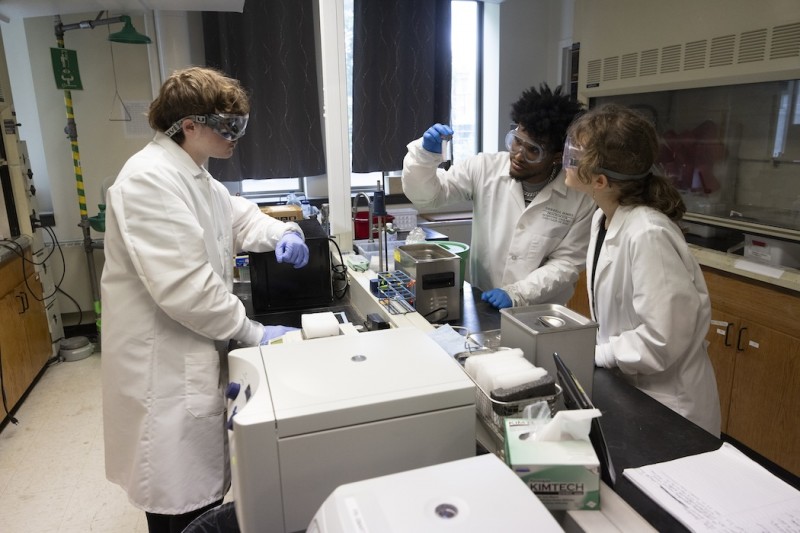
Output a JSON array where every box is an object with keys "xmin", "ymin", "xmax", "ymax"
[
  {"xmin": 352, "ymin": 0, "xmax": 452, "ymax": 173},
  {"xmin": 203, "ymin": 0, "xmax": 325, "ymax": 181}
]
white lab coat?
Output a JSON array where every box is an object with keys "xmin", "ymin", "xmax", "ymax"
[
  {"xmin": 402, "ymin": 139, "xmax": 595, "ymax": 305},
  {"xmin": 101, "ymin": 133, "xmax": 301, "ymax": 514},
  {"xmin": 588, "ymin": 205, "xmax": 721, "ymax": 436}
]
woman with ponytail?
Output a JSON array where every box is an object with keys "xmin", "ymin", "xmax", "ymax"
[{"xmin": 564, "ymin": 103, "xmax": 721, "ymax": 436}]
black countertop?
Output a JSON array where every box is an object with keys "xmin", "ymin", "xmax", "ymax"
[{"xmin": 452, "ymin": 284, "xmax": 799, "ymax": 531}]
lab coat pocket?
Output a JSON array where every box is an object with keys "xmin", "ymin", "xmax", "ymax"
[
  {"xmin": 524, "ymin": 234, "xmax": 555, "ymax": 259},
  {"xmin": 185, "ymin": 351, "xmax": 224, "ymax": 418}
]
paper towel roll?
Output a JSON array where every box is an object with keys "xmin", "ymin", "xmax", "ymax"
[{"xmin": 302, "ymin": 312, "xmax": 340, "ymax": 339}]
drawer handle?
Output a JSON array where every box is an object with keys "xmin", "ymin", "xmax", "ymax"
[
  {"xmin": 736, "ymin": 327, "xmax": 748, "ymax": 352},
  {"xmin": 723, "ymin": 323, "xmax": 733, "ymax": 347},
  {"xmin": 16, "ymin": 293, "xmax": 26, "ymax": 313}
]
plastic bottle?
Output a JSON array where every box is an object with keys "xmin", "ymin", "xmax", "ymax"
[
  {"xmin": 406, "ymin": 227, "xmax": 426, "ymax": 243},
  {"xmin": 286, "ymin": 192, "xmax": 302, "ymax": 207}
]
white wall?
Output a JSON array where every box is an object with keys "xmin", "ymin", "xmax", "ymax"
[{"xmin": 492, "ymin": 0, "xmax": 574, "ymax": 150}]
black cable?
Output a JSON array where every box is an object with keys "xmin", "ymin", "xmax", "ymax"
[
  {"xmin": 25, "ymin": 227, "xmax": 81, "ymax": 323},
  {"xmin": 40, "ymin": 226, "xmax": 68, "ymax": 301},
  {"xmin": 57, "ymin": 286, "xmax": 83, "ymax": 326},
  {"xmin": 2, "ymin": 228, "xmax": 66, "ymax": 302},
  {"xmin": 0, "ymin": 239, "xmax": 24, "ymax": 258},
  {"xmin": 423, "ymin": 306, "xmax": 448, "ymax": 323},
  {"xmin": 327, "ymin": 236, "xmax": 350, "ymax": 300}
]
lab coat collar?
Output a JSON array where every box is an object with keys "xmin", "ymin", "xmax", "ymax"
[
  {"xmin": 592, "ymin": 205, "xmax": 634, "ymax": 277},
  {"xmin": 152, "ymin": 131, "xmax": 209, "ymax": 180},
  {"xmin": 603, "ymin": 205, "xmax": 634, "ymax": 241},
  {"xmin": 549, "ymin": 169, "xmax": 569, "ymax": 197}
]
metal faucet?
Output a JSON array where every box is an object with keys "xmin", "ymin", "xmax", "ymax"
[{"xmin": 352, "ymin": 192, "xmax": 374, "ymax": 242}]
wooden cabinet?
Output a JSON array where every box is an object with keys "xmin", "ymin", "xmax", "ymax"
[
  {"xmin": 566, "ymin": 270, "xmax": 591, "ymax": 319},
  {"xmin": 568, "ymin": 265, "xmax": 799, "ymax": 476},
  {"xmin": 0, "ymin": 251, "xmax": 51, "ymax": 416},
  {"xmin": 703, "ymin": 267, "xmax": 800, "ymax": 477}
]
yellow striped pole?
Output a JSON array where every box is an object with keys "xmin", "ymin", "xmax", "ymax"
[
  {"xmin": 55, "ymin": 21, "xmax": 102, "ymax": 334},
  {"xmin": 56, "ymin": 30, "xmax": 88, "ymax": 219},
  {"xmin": 62, "ymin": 91, "xmax": 88, "ymax": 218}
]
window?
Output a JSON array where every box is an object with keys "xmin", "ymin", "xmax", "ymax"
[
  {"xmin": 450, "ymin": 1, "xmax": 481, "ymax": 162},
  {"xmin": 349, "ymin": 0, "xmax": 481, "ymax": 188},
  {"xmin": 238, "ymin": 0, "xmax": 482, "ymax": 197}
]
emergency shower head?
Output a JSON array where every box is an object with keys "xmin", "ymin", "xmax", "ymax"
[
  {"xmin": 107, "ymin": 16, "xmax": 151, "ymax": 44},
  {"xmin": 55, "ymin": 12, "xmax": 151, "ymax": 45}
]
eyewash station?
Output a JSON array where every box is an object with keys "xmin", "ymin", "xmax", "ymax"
[{"xmin": 226, "ymin": 186, "xmax": 797, "ymax": 533}]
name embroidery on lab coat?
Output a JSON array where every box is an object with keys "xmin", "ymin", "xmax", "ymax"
[{"xmin": 541, "ymin": 207, "xmax": 574, "ymax": 225}]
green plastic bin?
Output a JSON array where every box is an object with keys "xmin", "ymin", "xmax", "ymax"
[{"xmin": 435, "ymin": 241, "xmax": 470, "ymax": 285}]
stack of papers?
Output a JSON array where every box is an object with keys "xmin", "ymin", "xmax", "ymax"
[{"xmin": 624, "ymin": 443, "xmax": 800, "ymax": 531}]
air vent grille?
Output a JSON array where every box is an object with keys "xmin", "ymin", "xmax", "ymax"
[
  {"xmin": 640, "ymin": 49, "xmax": 658, "ymax": 76},
  {"xmin": 660, "ymin": 44, "xmax": 681, "ymax": 73},
  {"xmin": 621, "ymin": 52, "xmax": 638, "ymax": 78},
  {"xmin": 602, "ymin": 56, "xmax": 619, "ymax": 81},
  {"xmin": 709, "ymin": 34, "xmax": 735, "ymax": 67},
  {"xmin": 586, "ymin": 58, "xmax": 602, "ymax": 85},
  {"xmin": 684, "ymin": 40, "xmax": 707, "ymax": 70},
  {"xmin": 584, "ymin": 20, "xmax": 799, "ymax": 89},
  {"xmin": 770, "ymin": 22, "xmax": 800, "ymax": 60},
  {"xmin": 738, "ymin": 28, "xmax": 767, "ymax": 63}
]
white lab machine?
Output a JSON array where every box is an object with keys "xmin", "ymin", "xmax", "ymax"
[
  {"xmin": 227, "ymin": 327, "xmax": 476, "ymax": 533},
  {"xmin": 307, "ymin": 453, "xmax": 564, "ymax": 533}
]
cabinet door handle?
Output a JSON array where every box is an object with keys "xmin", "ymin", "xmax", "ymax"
[
  {"xmin": 22, "ymin": 291, "xmax": 29, "ymax": 312},
  {"xmin": 723, "ymin": 323, "xmax": 734, "ymax": 347},
  {"xmin": 736, "ymin": 326, "xmax": 748, "ymax": 352},
  {"xmin": 16, "ymin": 293, "xmax": 26, "ymax": 314}
]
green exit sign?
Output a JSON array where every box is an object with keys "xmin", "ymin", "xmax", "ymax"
[{"xmin": 50, "ymin": 47, "xmax": 83, "ymax": 90}]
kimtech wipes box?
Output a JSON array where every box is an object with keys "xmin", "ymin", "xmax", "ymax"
[{"xmin": 504, "ymin": 416, "xmax": 600, "ymax": 511}]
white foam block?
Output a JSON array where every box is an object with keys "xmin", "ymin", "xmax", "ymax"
[
  {"xmin": 490, "ymin": 366, "xmax": 549, "ymax": 391},
  {"xmin": 464, "ymin": 349, "xmax": 524, "ymax": 379},
  {"xmin": 302, "ymin": 312, "xmax": 340, "ymax": 339}
]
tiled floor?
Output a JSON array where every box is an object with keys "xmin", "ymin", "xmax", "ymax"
[{"xmin": 0, "ymin": 352, "xmax": 148, "ymax": 532}]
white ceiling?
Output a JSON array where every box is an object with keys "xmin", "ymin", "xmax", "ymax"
[{"xmin": 0, "ymin": 0, "xmax": 244, "ymax": 22}]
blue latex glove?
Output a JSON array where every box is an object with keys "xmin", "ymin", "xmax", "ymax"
[
  {"xmin": 422, "ymin": 123, "xmax": 454, "ymax": 154},
  {"xmin": 275, "ymin": 232, "xmax": 309, "ymax": 268},
  {"xmin": 481, "ymin": 288, "xmax": 513, "ymax": 309},
  {"xmin": 261, "ymin": 325, "xmax": 299, "ymax": 344}
]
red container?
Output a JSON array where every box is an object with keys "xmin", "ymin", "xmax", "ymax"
[{"xmin": 354, "ymin": 212, "xmax": 395, "ymax": 239}]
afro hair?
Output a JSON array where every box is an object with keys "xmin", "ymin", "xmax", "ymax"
[{"xmin": 510, "ymin": 84, "xmax": 584, "ymax": 151}]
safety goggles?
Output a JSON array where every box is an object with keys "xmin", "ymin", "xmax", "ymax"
[
  {"xmin": 505, "ymin": 127, "xmax": 547, "ymax": 164},
  {"xmin": 165, "ymin": 113, "xmax": 249, "ymax": 141},
  {"xmin": 562, "ymin": 138, "xmax": 650, "ymax": 180},
  {"xmin": 562, "ymin": 138, "xmax": 584, "ymax": 170}
]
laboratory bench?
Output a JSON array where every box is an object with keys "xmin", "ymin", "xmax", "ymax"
[{"xmin": 234, "ymin": 277, "xmax": 799, "ymax": 532}]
